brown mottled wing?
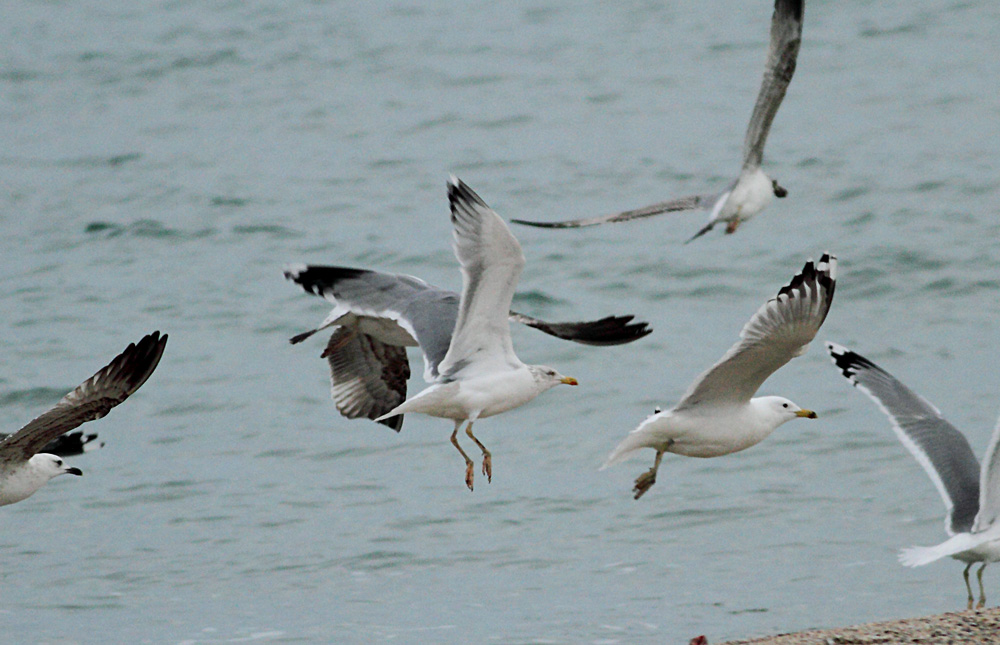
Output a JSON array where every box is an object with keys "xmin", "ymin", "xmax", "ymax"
[
  {"xmin": 323, "ymin": 327, "xmax": 409, "ymax": 432},
  {"xmin": 674, "ymin": 254, "xmax": 835, "ymax": 410},
  {"xmin": 0, "ymin": 332, "xmax": 167, "ymax": 462},
  {"xmin": 742, "ymin": 0, "xmax": 803, "ymax": 170}
]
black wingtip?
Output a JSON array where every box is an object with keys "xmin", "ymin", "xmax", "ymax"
[
  {"xmin": 825, "ymin": 341, "xmax": 879, "ymax": 385},
  {"xmin": 378, "ymin": 414, "xmax": 404, "ymax": 432},
  {"xmin": 775, "ymin": 0, "xmax": 804, "ymax": 23},
  {"xmin": 684, "ymin": 222, "xmax": 715, "ymax": 244},
  {"xmin": 446, "ymin": 174, "xmax": 489, "ymax": 218},
  {"xmin": 510, "ymin": 218, "xmax": 578, "ymax": 229},
  {"xmin": 284, "ymin": 265, "xmax": 371, "ymax": 297}
]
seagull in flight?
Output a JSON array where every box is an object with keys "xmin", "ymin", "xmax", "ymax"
[
  {"xmin": 0, "ymin": 332, "xmax": 167, "ymax": 507},
  {"xmin": 511, "ymin": 0, "xmax": 804, "ymax": 242},
  {"xmin": 827, "ymin": 343, "xmax": 1000, "ymax": 609},
  {"xmin": 288, "ymin": 177, "xmax": 582, "ymax": 490},
  {"xmin": 603, "ymin": 254, "xmax": 834, "ymax": 499}
]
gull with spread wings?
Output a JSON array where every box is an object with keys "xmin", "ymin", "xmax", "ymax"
[
  {"xmin": 512, "ymin": 0, "xmax": 804, "ymax": 242},
  {"xmin": 289, "ymin": 177, "xmax": 584, "ymax": 490},
  {"xmin": 0, "ymin": 332, "xmax": 167, "ymax": 507},
  {"xmin": 827, "ymin": 343, "xmax": 1000, "ymax": 609},
  {"xmin": 603, "ymin": 254, "xmax": 834, "ymax": 499}
]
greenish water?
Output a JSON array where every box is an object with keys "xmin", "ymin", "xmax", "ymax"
[{"xmin": 2, "ymin": 1, "xmax": 999, "ymax": 643}]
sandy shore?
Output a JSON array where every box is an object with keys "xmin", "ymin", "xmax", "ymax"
[{"xmin": 718, "ymin": 607, "xmax": 1000, "ymax": 644}]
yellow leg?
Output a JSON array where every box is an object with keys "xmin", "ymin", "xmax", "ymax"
[
  {"xmin": 465, "ymin": 422, "xmax": 492, "ymax": 483},
  {"xmin": 976, "ymin": 563, "xmax": 988, "ymax": 609},
  {"xmin": 633, "ymin": 450, "xmax": 664, "ymax": 500},
  {"xmin": 450, "ymin": 420, "xmax": 475, "ymax": 491},
  {"xmin": 964, "ymin": 563, "xmax": 975, "ymax": 610}
]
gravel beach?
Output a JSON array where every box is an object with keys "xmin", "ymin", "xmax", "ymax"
[{"xmin": 719, "ymin": 607, "xmax": 1000, "ymax": 644}]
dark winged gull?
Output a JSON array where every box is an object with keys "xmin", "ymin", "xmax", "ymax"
[
  {"xmin": 0, "ymin": 332, "xmax": 167, "ymax": 506},
  {"xmin": 603, "ymin": 254, "xmax": 835, "ymax": 499},
  {"xmin": 511, "ymin": 0, "xmax": 803, "ymax": 241},
  {"xmin": 288, "ymin": 177, "xmax": 582, "ymax": 490},
  {"xmin": 826, "ymin": 342, "xmax": 1000, "ymax": 609}
]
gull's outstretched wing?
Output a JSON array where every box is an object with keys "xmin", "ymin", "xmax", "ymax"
[
  {"xmin": 510, "ymin": 194, "xmax": 715, "ymax": 229},
  {"xmin": 826, "ymin": 343, "xmax": 981, "ymax": 535},
  {"xmin": 508, "ymin": 312, "xmax": 652, "ymax": 346},
  {"xmin": 741, "ymin": 0, "xmax": 803, "ymax": 170},
  {"xmin": 674, "ymin": 253, "xmax": 835, "ymax": 411},
  {"xmin": 437, "ymin": 177, "xmax": 526, "ymax": 379},
  {"xmin": 0, "ymin": 332, "xmax": 167, "ymax": 463},
  {"xmin": 323, "ymin": 327, "xmax": 409, "ymax": 432},
  {"xmin": 972, "ymin": 415, "xmax": 1000, "ymax": 533}
]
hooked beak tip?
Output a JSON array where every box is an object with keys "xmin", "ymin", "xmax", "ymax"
[
  {"xmin": 66, "ymin": 467, "xmax": 83, "ymax": 476},
  {"xmin": 561, "ymin": 376, "xmax": 579, "ymax": 386},
  {"xmin": 796, "ymin": 409, "xmax": 818, "ymax": 419}
]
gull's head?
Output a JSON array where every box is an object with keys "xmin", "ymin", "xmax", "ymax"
[
  {"xmin": 754, "ymin": 396, "xmax": 816, "ymax": 427},
  {"xmin": 529, "ymin": 365, "xmax": 578, "ymax": 391},
  {"xmin": 772, "ymin": 179, "xmax": 788, "ymax": 198},
  {"xmin": 31, "ymin": 453, "xmax": 83, "ymax": 480}
]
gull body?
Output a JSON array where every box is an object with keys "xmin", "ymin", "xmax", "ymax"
[
  {"xmin": 827, "ymin": 343, "xmax": 1000, "ymax": 608},
  {"xmin": 604, "ymin": 253, "xmax": 835, "ymax": 499},
  {"xmin": 626, "ymin": 396, "xmax": 814, "ymax": 460},
  {"xmin": 0, "ymin": 332, "xmax": 167, "ymax": 507},
  {"xmin": 511, "ymin": 0, "xmax": 803, "ymax": 241}
]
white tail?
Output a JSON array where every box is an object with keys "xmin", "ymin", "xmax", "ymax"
[
  {"xmin": 898, "ymin": 531, "xmax": 999, "ymax": 567},
  {"xmin": 601, "ymin": 431, "xmax": 650, "ymax": 469}
]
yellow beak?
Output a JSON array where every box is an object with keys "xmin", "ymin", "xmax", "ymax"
[
  {"xmin": 560, "ymin": 376, "xmax": 579, "ymax": 386},
  {"xmin": 796, "ymin": 409, "xmax": 818, "ymax": 419}
]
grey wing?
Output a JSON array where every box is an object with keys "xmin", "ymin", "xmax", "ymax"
[
  {"xmin": 509, "ymin": 194, "xmax": 716, "ymax": 229},
  {"xmin": 284, "ymin": 264, "xmax": 460, "ymax": 381},
  {"xmin": 675, "ymin": 253, "xmax": 835, "ymax": 409},
  {"xmin": 826, "ymin": 342, "xmax": 980, "ymax": 535},
  {"xmin": 323, "ymin": 327, "xmax": 409, "ymax": 432},
  {"xmin": 973, "ymin": 415, "xmax": 1000, "ymax": 533},
  {"xmin": 742, "ymin": 0, "xmax": 803, "ymax": 170},
  {"xmin": 508, "ymin": 312, "xmax": 652, "ymax": 346},
  {"xmin": 437, "ymin": 176, "xmax": 526, "ymax": 379},
  {"xmin": 0, "ymin": 332, "xmax": 167, "ymax": 462}
]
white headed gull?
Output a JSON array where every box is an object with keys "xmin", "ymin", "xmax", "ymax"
[
  {"xmin": 511, "ymin": 0, "xmax": 804, "ymax": 242},
  {"xmin": 0, "ymin": 332, "xmax": 167, "ymax": 507},
  {"xmin": 827, "ymin": 342, "xmax": 1000, "ymax": 609},
  {"xmin": 604, "ymin": 253, "xmax": 834, "ymax": 499}
]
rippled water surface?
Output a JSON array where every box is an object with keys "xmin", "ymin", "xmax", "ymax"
[{"xmin": 2, "ymin": 1, "xmax": 1000, "ymax": 643}]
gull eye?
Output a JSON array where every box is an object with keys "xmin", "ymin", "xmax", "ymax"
[
  {"xmin": 55, "ymin": 459, "xmax": 63, "ymax": 466},
  {"xmin": 782, "ymin": 403, "xmax": 789, "ymax": 409}
]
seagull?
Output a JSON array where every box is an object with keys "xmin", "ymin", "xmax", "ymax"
[
  {"xmin": 285, "ymin": 265, "xmax": 647, "ymax": 433},
  {"xmin": 290, "ymin": 177, "xmax": 578, "ymax": 491},
  {"xmin": 603, "ymin": 253, "xmax": 835, "ymax": 499},
  {"xmin": 0, "ymin": 430, "xmax": 103, "ymax": 457},
  {"xmin": 510, "ymin": 0, "xmax": 804, "ymax": 241},
  {"xmin": 826, "ymin": 342, "xmax": 1000, "ymax": 609},
  {"xmin": 0, "ymin": 332, "xmax": 167, "ymax": 507}
]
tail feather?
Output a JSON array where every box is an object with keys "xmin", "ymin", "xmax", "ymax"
[
  {"xmin": 898, "ymin": 531, "xmax": 1000, "ymax": 567},
  {"xmin": 601, "ymin": 431, "xmax": 650, "ymax": 469}
]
